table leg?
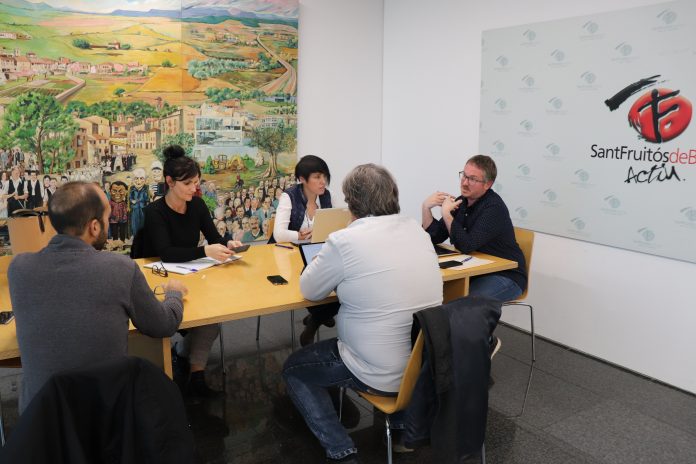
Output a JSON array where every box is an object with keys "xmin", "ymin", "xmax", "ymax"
[
  {"xmin": 443, "ymin": 277, "xmax": 470, "ymax": 303},
  {"xmin": 128, "ymin": 332, "xmax": 172, "ymax": 379}
]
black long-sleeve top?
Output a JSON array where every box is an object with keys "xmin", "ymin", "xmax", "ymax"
[
  {"xmin": 426, "ymin": 189, "xmax": 527, "ymax": 292},
  {"xmin": 142, "ymin": 196, "xmax": 226, "ymax": 262}
]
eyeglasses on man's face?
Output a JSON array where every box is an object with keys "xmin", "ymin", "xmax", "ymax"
[
  {"xmin": 151, "ymin": 263, "xmax": 168, "ymax": 277},
  {"xmin": 458, "ymin": 171, "xmax": 486, "ymax": 184}
]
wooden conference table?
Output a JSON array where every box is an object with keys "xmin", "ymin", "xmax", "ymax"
[{"xmin": 0, "ymin": 244, "xmax": 517, "ymax": 376}]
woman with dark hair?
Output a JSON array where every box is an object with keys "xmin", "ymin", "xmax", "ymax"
[
  {"xmin": 140, "ymin": 145, "xmax": 242, "ymax": 397},
  {"xmin": 270, "ymin": 155, "xmax": 337, "ymax": 346}
]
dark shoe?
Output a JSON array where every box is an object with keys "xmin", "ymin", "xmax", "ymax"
[
  {"xmin": 300, "ymin": 315, "xmax": 321, "ymax": 346},
  {"xmin": 303, "ymin": 314, "xmax": 336, "ymax": 328},
  {"xmin": 188, "ymin": 371, "xmax": 224, "ymax": 399},
  {"xmin": 489, "ymin": 335, "xmax": 502, "ymax": 358},
  {"xmin": 326, "ymin": 452, "xmax": 360, "ymax": 463}
]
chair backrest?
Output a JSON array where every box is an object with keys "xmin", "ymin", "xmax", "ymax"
[
  {"xmin": 392, "ymin": 332, "xmax": 424, "ymax": 411},
  {"xmin": 513, "ymin": 227, "xmax": 534, "ymax": 300},
  {"xmin": 8, "ymin": 213, "xmax": 56, "ymax": 254},
  {"xmin": 266, "ymin": 216, "xmax": 275, "ymax": 243}
]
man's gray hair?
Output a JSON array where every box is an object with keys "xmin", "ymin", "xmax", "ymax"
[{"xmin": 342, "ymin": 164, "xmax": 400, "ymax": 219}]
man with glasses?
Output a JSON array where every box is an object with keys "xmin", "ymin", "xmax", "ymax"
[
  {"xmin": 8, "ymin": 181, "xmax": 187, "ymax": 413},
  {"xmin": 422, "ymin": 154, "xmax": 527, "ymax": 302}
]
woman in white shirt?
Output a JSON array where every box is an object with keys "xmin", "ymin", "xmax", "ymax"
[
  {"xmin": 271, "ymin": 155, "xmax": 332, "ymax": 243},
  {"xmin": 270, "ymin": 155, "xmax": 338, "ymax": 345}
]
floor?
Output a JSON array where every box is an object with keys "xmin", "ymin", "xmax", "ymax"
[{"xmin": 2, "ymin": 312, "xmax": 695, "ymax": 464}]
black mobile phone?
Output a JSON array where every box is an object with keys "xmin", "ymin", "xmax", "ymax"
[
  {"xmin": 0, "ymin": 311, "xmax": 14, "ymax": 325},
  {"xmin": 232, "ymin": 244, "xmax": 251, "ymax": 253},
  {"xmin": 439, "ymin": 260, "xmax": 461, "ymax": 269},
  {"xmin": 267, "ymin": 275, "xmax": 288, "ymax": 285}
]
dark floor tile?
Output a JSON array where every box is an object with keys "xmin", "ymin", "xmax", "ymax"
[
  {"xmin": 545, "ymin": 400, "xmax": 696, "ymax": 464},
  {"xmin": 490, "ymin": 352, "xmax": 603, "ymax": 429},
  {"xmin": 506, "ymin": 327, "xmax": 696, "ymax": 436},
  {"xmin": 485, "ymin": 425, "xmax": 591, "ymax": 464}
]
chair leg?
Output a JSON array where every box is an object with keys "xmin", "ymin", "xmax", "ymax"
[
  {"xmin": 218, "ymin": 323, "xmax": 226, "ymax": 376},
  {"xmin": 529, "ymin": 305, "xmax": 536, "ymax": 361},
  {"xmin": 480, "ymin": 442, "xmax": 486, "ymax": 464},
  {"xmin": 255, "ymin": 316, "xmax": 261, "ymax": 341},
  {"xmin": 516, "ymin": 361, "xmax": 534, "ymax": 417},
  {"xmin": 385, "ymin": 415, "xmax": 393, "ymax": 464},
  {"xmin": 338, "ymin": 386, "xmax": 345, "ymax": 422},
  {"xmin": 502, "ymin": 302, "xmax": 536, "ymax": 417},
  {"xmin": 290, "ymin": 310, "xmax": 296, "ymax": 350}
]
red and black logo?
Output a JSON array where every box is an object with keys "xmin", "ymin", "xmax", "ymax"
[{"xmin": 605, "ymin": 75, "xmax": 692, "ymax": 143}]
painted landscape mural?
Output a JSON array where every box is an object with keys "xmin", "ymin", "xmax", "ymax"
[{"xmin": 0, "ymin": 0, "xmax": 299, "ymax": 253}]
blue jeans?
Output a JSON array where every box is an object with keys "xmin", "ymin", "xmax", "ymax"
[
  {"xmin": 469, "ymin": 274, "xmax": 522, "ymax": 302},
  {"xmin": 283, "ymin": 338, "xmax": 395, "ymax": 459}
]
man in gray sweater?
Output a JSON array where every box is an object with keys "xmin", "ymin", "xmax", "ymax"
[{"xmin": 8, "ymin": 181, "xmax": 187, "ymax": 413}]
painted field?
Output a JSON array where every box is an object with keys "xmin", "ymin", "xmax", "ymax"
[
  {"xmin": 66, "ymin": 78, "xmax": 143, "ymax": 104},
  {"xmin": 138, "ymin": 67, "xmax": 198, "ymax": 92}
]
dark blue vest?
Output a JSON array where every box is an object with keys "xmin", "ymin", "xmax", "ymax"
[{"xmin": 268, "ymin": 184, "xmax": 332, "ymax": 243}]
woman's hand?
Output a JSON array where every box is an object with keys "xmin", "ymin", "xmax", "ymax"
[
  {"xmin": 204, "ymin": 243, "xmax": 233, "ymax": 262},
  {"xmin": 226, "ymin": 240, "xmax": 243, "ymax": 250},
  {"xmin": 298, "ymin": 228, "xmax": 312, "ymax": 240}
]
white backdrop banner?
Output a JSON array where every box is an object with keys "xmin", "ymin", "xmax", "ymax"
[{"xmin": 480, "ymin": 1, "xmax": 696, "ymax": 263}]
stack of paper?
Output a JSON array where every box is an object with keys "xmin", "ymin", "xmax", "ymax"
[{"xmin": 144, "ymin": 256, "xmax": 241, "ymax": 275}]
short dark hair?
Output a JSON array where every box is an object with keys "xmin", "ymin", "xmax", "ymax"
[
  {"xmin": 295, "ymin": 155, "xmax": 330, "ymax": 185},
  {"xmin": 48, "ymin": 181, "xmax": 106, "ymax": 235},
  {"xmin": 466, "ymin": 155, "xmax": 497, "ymax": 183},
  {"xmin": 343, "ymin": 164, "xmax": 400, "ymax": 219},
  {"xmin": 163, "ymin": 145, "xmax": 200, "ymax": 183}
]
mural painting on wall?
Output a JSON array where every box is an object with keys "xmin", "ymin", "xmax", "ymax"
[{"xmin": 0, "ymin": 0, "xmax": 299, "ymax": 254}]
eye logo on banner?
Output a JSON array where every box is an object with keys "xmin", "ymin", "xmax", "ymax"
[{"xmin": 605, "ymin": 74, "xmax": 692, "ymax": 143}]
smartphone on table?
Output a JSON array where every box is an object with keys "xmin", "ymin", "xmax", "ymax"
[
  {"xmin": 267, "ymin": 275, "xmax": 288, "ymax": 285},
  {"xmin": 0, "ymin": 311, "xmax": 14, "ymax": 325}
]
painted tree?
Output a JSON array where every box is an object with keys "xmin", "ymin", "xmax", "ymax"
[
  {"xmin": 248, "ymin": 121, "xmax": 296, "ymax": 178},
  {"xmin": 153, "ymin": 133, "xmax": 195, "ymax": 162},
  {"xmin": 203, "ymin": 155, "xmax": 216, "ymax": 174},
  {"xmin": 0, "ymin": 91, "xmax": 77, "ymax": 174},
  {"xmin": 113, "ymin": 87, "xmax": 126, "ymax": 97}
]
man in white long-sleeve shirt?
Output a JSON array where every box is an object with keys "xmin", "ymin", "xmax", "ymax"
[{"xmin": 283, "ymin": 164, "xmax": 442, "ymax": 464}]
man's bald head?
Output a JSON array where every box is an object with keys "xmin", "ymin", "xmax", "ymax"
[{"xmin": 48, "ymin": 181, "xmax": 107, "ymax": 236}]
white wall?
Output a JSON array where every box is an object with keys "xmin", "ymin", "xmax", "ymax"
[
  {"xmin": 382, "ymin": 0, "xmax": 696, "ymax": 393},
  {"xmin": 297, "ymin": 0, "xmax": 384, "ymax": 207}
]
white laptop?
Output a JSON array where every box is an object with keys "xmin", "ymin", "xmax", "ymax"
[{"xmin": 311, "ymin": 208, "xmax": 352, "ymax": 243}]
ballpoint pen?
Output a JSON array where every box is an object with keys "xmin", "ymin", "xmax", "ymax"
[
  {"xmin": 460, "ymin": 256, "xmax": 473, "ymax": 263},
  {"xmin": 175, "ymin": 265, "xmax": 198, "ymax": 272},
  {"xmin": 275, "ymin": 244, "xmax": 293, "ymax": 250}
]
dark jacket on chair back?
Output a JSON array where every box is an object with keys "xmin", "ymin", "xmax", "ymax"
[
  {"xmin": 405, "ymin": 296, "xmax": 502, "ymax": 462},
  {"xmin": 0, "ymin": 356, "xmax": 194, "ymax": 464}
]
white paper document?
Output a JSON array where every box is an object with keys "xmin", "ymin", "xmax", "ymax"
[{"xmin": 144, "ymin": 256, "xmax": 241, "ymax": 275}]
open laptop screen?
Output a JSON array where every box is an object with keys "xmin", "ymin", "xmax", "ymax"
[{"xmin": 299, "ymin": 242, "xmax": 325, "ymax": 271}]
